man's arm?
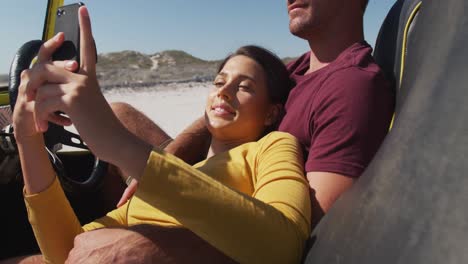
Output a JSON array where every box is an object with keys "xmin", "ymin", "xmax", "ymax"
[
  {"xmin": 307, "ymin": 171, "xmax": 354, "ymax": 228},
  {"xmin": 302, "ymin": 67, "xmax": 393, "ymax": 227},
  {"xmin": 164, "ymin": 116, "xmax": 211, "ymax": 165},
  {"xmin": 67, "ymin": 225, "xmax": 237, "ymax": 264}
]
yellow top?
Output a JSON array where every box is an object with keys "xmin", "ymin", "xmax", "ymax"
[{"xmin": 25, "ymin": 132, "xmax": 311, "ymax": 264}]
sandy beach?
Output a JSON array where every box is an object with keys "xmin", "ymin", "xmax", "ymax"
[{"xmin": 103, "ymin": 82, "xmax": 212, "ymax": 137}]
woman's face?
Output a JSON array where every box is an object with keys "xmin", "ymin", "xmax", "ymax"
[{"xmin": 205, "ymin": 55, "xmax": 275, "ymax": 142}]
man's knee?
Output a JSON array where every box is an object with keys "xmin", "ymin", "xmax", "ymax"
[
  {"xmin": 110, "ymin": 102, "xmax": 133, "ymax": 111},
  {"xmin": 109, "ymin": 101, "xmax": 172, "ymax": 148},
  {"xmin": 110, "ymin": 102, "xmax": 140, "ymax": 121}
]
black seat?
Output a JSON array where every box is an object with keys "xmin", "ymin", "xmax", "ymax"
[
  {"xmin": 303, "ymin": 0, "xmax": 468, "ymax": 263},
  {"xmin": 373, "ymin": 0, "xmax": 422, "ymax": 124}
]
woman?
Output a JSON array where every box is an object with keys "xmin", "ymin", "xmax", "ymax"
[{"xmin": 13, "ymin": 6, "xmax": 310, "ymax": 264}]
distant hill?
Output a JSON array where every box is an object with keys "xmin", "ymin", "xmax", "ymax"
[
  {"xmin": 96, "ymin": 50, "xmax": 297, "ymax": 90},
  {"xmin": 96, "ymin": 50, "xmax": 221, "ymax": 89},
  {"xmin": 0, "ymin": 51, "xmax": 297, "ymax": 90}
]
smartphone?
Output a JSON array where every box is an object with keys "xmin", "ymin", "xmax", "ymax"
[{"xmin": 52, "ymin": 2, "xmax": 84, "ymax": 67}]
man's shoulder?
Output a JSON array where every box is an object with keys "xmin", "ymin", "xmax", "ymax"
[
  {"xmin": 330, "ymin": 42, "xmax": 380, "ymax": 73},
  {"xmin": 284, "ymin": 41, "xmax": 393, "ymax": 118},
  {"xmin": 289, "ymin": 42, "xmax": 386, "ymax": 83},
  {"xmin": 319, "ymin": 42, "xmax": 391, "ymax": 95},
  {"xmin": 287, "ymin": 52, "xmax": 311, "ymax": 74},
  {"xmin": 313, "ymin": 67, "xmax": 392, "ymax": 112}
]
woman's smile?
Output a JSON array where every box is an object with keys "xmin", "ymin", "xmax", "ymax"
[{"xmin": 211, "ymin": 102, "xmax": 236, "ymax": 118}]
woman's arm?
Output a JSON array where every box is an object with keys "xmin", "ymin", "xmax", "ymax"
[
  {"xmin": 134, "ymin": 133, "xmax": 311, "ymax": 264},
  {"xmin": 11, "ymin": 29, "xmax": 83, "ymax": 263},
  {"xmin": 17, "ymin": 136, "xmax": 55, "ymax": 195},
  {"xmin": 16, "ymin": 74, "xmax": 127, "ymax": 263},
  {"xmin": 13, "ymin": 10, "xmax": 128, "ymax": 262},
  {"xmin": 23, "ymin": 174, "xmax": 127, "ymax": 263},
  {"xmin": 14, "ymin": 53, "xmax": 86, "ymax": 264}
]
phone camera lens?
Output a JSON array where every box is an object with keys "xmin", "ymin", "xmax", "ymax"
[{"xmin": 57, "ymin": 9, "xmax": 63, "ymax": 16}]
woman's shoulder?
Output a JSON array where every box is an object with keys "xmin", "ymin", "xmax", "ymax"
[
  {"xmin": 257, "ymin": 131, "xmax": 300, "ymax": 149},
  {"xmin": 254, "ymin": 132, "xmax": 304, "ymax": 167},
  {"xmin": 226, "ymin": 132, "xmax": 301, "ymax": 161}
]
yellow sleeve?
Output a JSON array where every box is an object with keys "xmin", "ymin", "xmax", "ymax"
[
  {"xmin": 136, "ymin": 132, "xmax": 311, "ymax": 264},
  {"xmin": 24, "ymin": 177, "xmax": 127, "ymax": 264},
  {"xmin": 253, "ymin": 132, "xmax": 311, "ymax": 251}
]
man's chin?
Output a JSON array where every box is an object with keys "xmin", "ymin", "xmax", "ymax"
[
  {"xmin": 290, "ymin": 27, "xmax": 311, "ymax": 40},
  {"xmin": 289, "ymin": 21, "xmax": 312, "ymax": 39},
  {"xmin": 291, "ymin": 23, "xmax": 321, "ymax": 41}
]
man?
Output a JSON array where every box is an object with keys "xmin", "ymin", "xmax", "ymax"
[{"xmin": 66, "ymin": 0, "xmax": 394, "ymax": 262}]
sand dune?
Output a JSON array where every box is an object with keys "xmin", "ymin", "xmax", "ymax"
[{"xmin": 103, "ymin": 82, "xmax": 212, "ymax": 137}]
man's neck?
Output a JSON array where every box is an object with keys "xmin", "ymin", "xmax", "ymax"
[{"xmin": 306, "ymin": 19, "xmax": 365, "ymax": 74}]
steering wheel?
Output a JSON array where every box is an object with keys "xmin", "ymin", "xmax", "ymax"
[{"xmin": 8, "ymin": 40, "xmax": 108, "ymax": 194}]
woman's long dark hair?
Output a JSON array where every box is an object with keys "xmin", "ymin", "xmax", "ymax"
[{"xmin": 217, "ymin": 45, "xmax": 293, "ymax": 132}]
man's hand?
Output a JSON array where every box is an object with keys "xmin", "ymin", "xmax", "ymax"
[
  {"xmin": 66, "ymin": 227, "xmax": 166, "ymax": 264},
  {"xmin": 67, "ymin": 225, "xmax": 237, "ymax": 264}
]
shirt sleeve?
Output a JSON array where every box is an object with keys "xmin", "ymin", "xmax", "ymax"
[
  {"xmin": 306, "ymin": 68, "xmax": 394, "ymax": 177},
  {"xmin": 24, "ymin": 177, "xmax": 128, "ymax": 264},
  {"xmin": 136, "ymin": 133, "xmax": 311, "ymax": 264}
]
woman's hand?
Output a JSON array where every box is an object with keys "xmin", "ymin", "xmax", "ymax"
[
  {"xmin": 12, "ymin": 33, "xmax": 80, "ymax": 194},
  {"xmin": 19, "ymin": 7, "xmax": 120, "ymax": 159},
  {"xmin": 117, "ymin": 178, "xmax": 139, "ymax": 207},
  {"xmin": 22, "ymin": 6, "xmax": 152, "ymax": 178},
  {"xmin": 12, "ymin": 33, "xmax": 76, "ymax": 142}
]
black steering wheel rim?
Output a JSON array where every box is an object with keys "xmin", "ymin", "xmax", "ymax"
[{"xmin": 8, "ymin": 40, "xmax": 108, "ymax": 194}]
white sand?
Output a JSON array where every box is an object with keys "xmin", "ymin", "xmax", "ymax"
[{"xmin": 103, "ymin": 82, "xmax": 212, "ymax": 137}]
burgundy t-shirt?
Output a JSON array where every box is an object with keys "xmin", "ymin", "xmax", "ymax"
[{"xmin": 279, "ymin": 42, "xmax": 394, "ymax": 177}]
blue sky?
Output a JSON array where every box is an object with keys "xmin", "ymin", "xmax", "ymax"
[{"xmin": 0, "ymin": 0, "xmax": 396, "ymax": 74}]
